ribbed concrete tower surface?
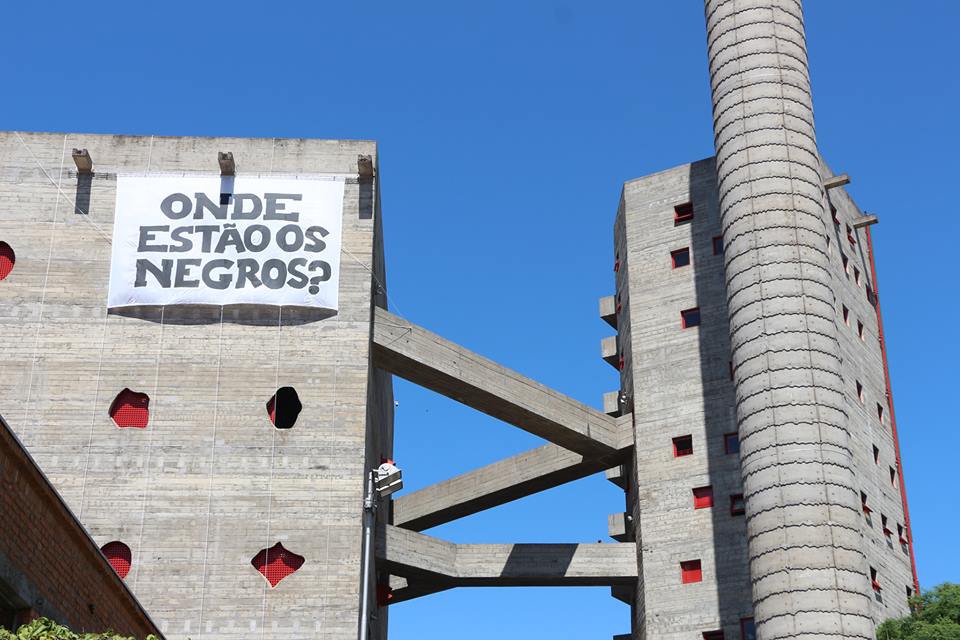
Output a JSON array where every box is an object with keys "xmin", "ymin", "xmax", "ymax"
[{"xmin": 705, "ymin": 1, "xmax": 873, "ymax": 638}]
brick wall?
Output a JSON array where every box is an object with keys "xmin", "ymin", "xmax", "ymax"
[{"xmin": 0, "ymin": 414, "xmax": 160, "ymax": 638}]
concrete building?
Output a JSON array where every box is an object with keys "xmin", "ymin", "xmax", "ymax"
[{"xmin": 0, "ymin": 1, "xmax": 917, "ymax": 639}]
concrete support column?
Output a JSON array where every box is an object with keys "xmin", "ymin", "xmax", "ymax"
[{"xmin": 703, "ymin": 2, "xmax": 873, "ymax": 639}]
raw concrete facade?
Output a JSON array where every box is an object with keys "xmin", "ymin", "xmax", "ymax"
[
  {"xmin": 0, "ymin": 132, "xmax": 393, "ymax": 639},
  {"xmin": 0, "ymin": 2, "xmax": 918, "ymax": 638}
]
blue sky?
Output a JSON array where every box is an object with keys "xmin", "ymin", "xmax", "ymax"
[{"xmin": 2, "ymin": 2, "xmax": 957, "ymax": 638}]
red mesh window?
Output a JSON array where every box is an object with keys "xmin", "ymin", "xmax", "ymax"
[
  {"xmin": 251, "ymin": 542, "xmax": 305, "ymax": 587},
  {"xmin": 681, "ymin": 307, "xmax": 701, "ymax": 328},
  {"xmin": 267, "ymin": 387, "xmax": 302, "ymax": 429},
  {"xmin": 674, "ymin": 202, "xmax": 694, "ymax": 224},
  {"xmin": 0, "ymin": 242, "xmax": 14, "ymax": 281},
  {"xmin": 671, "ymin": 247, "xmax": 691, "ymax": 269},
  {"xmin": 692, "ymin": 486, "xmax": 713, "ymax": 509},
  {"xmin": 680, "ymin": 559, "xmax": 702, "ymax": 584},
  {"xmin": 100, "ymin": 541, "xmax": 131, "ymax": 579},
  {"xmin": 109, "ymin": 389, "xmax": 150, "ymax": 429},
  {"xmin": 673, "ymin": 435, "xmax": 693, "ymax": 457}
]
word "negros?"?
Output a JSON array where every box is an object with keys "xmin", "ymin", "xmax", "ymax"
[{"xmin": 133, "ymin": 191, "xmax": 334, "ymax": 294}]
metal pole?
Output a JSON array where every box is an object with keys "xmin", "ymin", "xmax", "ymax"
[{"xmin": 358, "ymin": 470, "xmax": 376, "ymax": 640}]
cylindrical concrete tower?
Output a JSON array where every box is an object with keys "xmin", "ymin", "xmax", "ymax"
[{"xmin": 704, "ymin": 2, "xmax": 873, "ymax": 639}]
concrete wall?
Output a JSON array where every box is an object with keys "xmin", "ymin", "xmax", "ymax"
[
  {"xmin": 615, "ymin": 160, "xmax": 751, "ymax": 639},
  {"xmin": 0, "ymin": 131, "xmax": 392, "ymax": 639},
  {"xmin": 0, "ymin": 415, "xmax": 161, "ymax": 638}
]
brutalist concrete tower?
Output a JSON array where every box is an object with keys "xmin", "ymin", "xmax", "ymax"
[{"xmin": 704, "ymin": 1, "xmax": 873, "ymax": 637}]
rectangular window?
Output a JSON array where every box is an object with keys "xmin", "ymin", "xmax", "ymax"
[
  {"xmin": 703, "ymin": 632, "xmax": 725, "ymax": 640},
  {"xmin": 898, "ymin": 524, "xmax": 907, "ymax": 545},
  {"xmin": 857, "ymin": 320, "xmax": 865, "ymax": 340},
  {"xmin": 673, "ymin": 435, "xmax": 693, "ymax": 457},
  {"xmin": 856, "ymin": 381, "xmax": 864, "ymax": 403},
  {"xmin": 671, "ymin": 247, "xmax": 691, "ymax": 269},
  {"xmin": 724, "ymin": 432, "xmax": 740, "ymax": 454},
  {"xmin": 847, "ymin": 224, "xmax": 857, "ymax": 245},
  {"xmin": 740, "ymin": 618, "xmax": 756, "ymax": 640},
  {"xmin": 693, "ymin": 486, "xmax": 714, "ymax": 509},
  {"xmin": 870, "ymin": 567, "xmax": 881, "ymax": 592},
  {"xmin": 890, "ymin": 466, "xmax": 897, "ymax": 487},
  {"xmin": 907, "ymin": 586, "xmax": 914, "ymax": 600},
  {"xmin": 842, "ymin": 304, "xmax": 849, "ymax": 325},
  {"xmin": 681, "ymin": 307, "xmax": 701, "ymax": 328},
  {"xmin": 712, "ymin": 236, "xmax": 724, "ymax": 255},
  {"xmin": 873, "ymin": 444, "xmax": 880, "ymax": 464},
  {"xmin": 674, "ymin": 202, "xmax": 694, "ymax": 224},
  {"xmin": 861, "ymin": 491, "xmax": 871, "ymax": 515},
  {"xmin": 841, "ymin": 252, "xmax": 849, "ymax": 273},
  {"xmin": 730, "ymin": 493, "xmax": 745, "ymax": 516},
  {"xmin": 680, "ymin": 559, "xmax": 702, "ymax": 584},
  {"xmin": 882, "ymin": 514, "xmax": 892, "ymax": 537}
]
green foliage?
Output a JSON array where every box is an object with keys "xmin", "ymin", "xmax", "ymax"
[
  {"xmin": 876, "ymin": 583, "xmax": 960, "ymax": 640},
  {"xmin": 0, "ymin": 617, "xmax": 159, "ymax": 640}
]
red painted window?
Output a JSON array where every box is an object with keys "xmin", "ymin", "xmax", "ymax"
[
  {"xmin": 873, "ymin": 445, "xmax": 880, "ymax": 465},
  {"xmin": 681, "ymin": 307, "xmax": 701, "ymax": 328},
  {"xmin": 723, "ymin": 432, "xmax": 739, "ymax": 454},
  {"xmin": 0, "ymin": 242, "xmax": 14, "ymax": 281},
  {"xmin": 712, "ymin": 236, "xmax": 724, "ymax": 255},
  {"xmin": 703, "ymin": 631, "xmax": 724, "ymax": 640},
  {"xmin": 616, "ymin": 293, "xmax": 622, "ymax": 314},
  {"xmin": 841, "ymin": 252, "xmax": 849, "ymax": 273},
  {"xmin": 882, "ymin": 514, "xmax": 892, "ymax": 537},
  {"xmin": 870, "ymin": 567, "xmax": 881, "ymax": 592},
  {"xmin": 898, "ymin": 524, "xmax": 908, "ymax": 546},
  {"xmin": 680, "ymin": 559, "xmax": 702, "ymax": 584},
  {"xmin": 861, "ymin": 491, "xmax": 871, "ymax": 515},
  {"xmin": 251, "ymin": 542, "xmax": 305, "ymax": 588},
  {"xmin": 730, "ymin": 494, "xmax": 745, "ymax": 516},
  {"xmin": 740, "ymin": 618, "xmax": 756, "ymax": 640},
  {"xmin": 842, "ymin": 304, "xmax": 849, "ymax": 325},
  {"xmin": 614, "ymin": 253, "xmax": 620, "ymax": 273},
  {"xmin": 671, "ymin": 247, "xmax": 691, "ymax": 269},
  {"xmin": 267, "ymin": 387, "xmax": 303, "ymax": 429},
  {"xmin": 108, "ymin": 389, "xmax": 150, "ymax": 429},
  {"xmin": 693, "ymin": 486, "xmax": 714, "ymax": 509},
  {"xmin": 831, "ymin": 204, "xmax": 840, "ymax": 226},
  {"xmin": 619, "ymin": 354, "xmax": 625, "ymax": 371},
  {"xmin": 847, "ymin": 224, "xmax": 857, "ymax": 245},
  {"xmin": 674, "ymin": 202, "xmax": 694, "ymax": 224},
  {"xmin": 673, "ymin": 435, "xmax": 693, "ymax": 457},
  {"xmin": 100, "ymin": 541, "xmax": 132, "ymax": 579}
]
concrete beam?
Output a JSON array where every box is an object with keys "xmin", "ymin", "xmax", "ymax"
[
  {"xmin": 71, "ymin": 148, "xmax": 92, "ymax": 174},
  {"xmin": 852, "ymin": 214, "xmax": 878, "ymax": 229},
  {"xmin": 372, "ymin": 308, "xmax": 618, "ymax": 457},
  {"xmin": 378, "ymin": 526, "xmax": 637, "ymax": 588},
  {"xmin": 599, "ymin": 295, "xmax": 617, "ymax": 328},
  {"xmin": 602, "ymin": 391, "xmax": 620, "ymax": 417},
  {"xmin": 600, "ymin": 336, "xmax": 619, "ymax": 369},
  {"xmin": 394, "ymin": 441, "xmax": 626, "ymax": 531},
  {"xmin": 823, "ymin": 173, "xmax": 850, "ymax": 190}
]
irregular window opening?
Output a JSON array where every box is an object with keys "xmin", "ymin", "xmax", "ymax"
[
  {"xmin": 671, "ymin": 247, "xmax": 691, "ymax": 269},
  {"xmin": 673, "ymin": 435, "xmax": 693, "ymax": 457},
  {"xmin": 267, "ymin": 386, "xmax": 303, "ymax": 429},
  {"xmin": 873, "ymin": 445, "xmax": 880, "ymax": 464},
  {"xmin": 251, "ymin": 542, "xmax": 305, "ymax": 587},
  {"xmin": 680, "ymin": 559, "xmax": 702, "ymax": 584},
  {"xmin": 692, "ymin": 486, "xmax": 713, "ymax": 509},
  {"xmin": 674, "ymin": 202, "xmax": 694, "ymax": 224},
  {"xmin": 703, "ymin": 631, "xmax": 724, "ymax": 640},
  {"xmin": 100, "ymin": 541, "xmax": 131, "ymax": 579},
  {"xmin": 723, "ymin": 432, "xmax": 739, "ymax": 454},
  {"xmin": 842, "ymin": 304, "xmax": 849, "ymax": 325},
  {"xmin": 0, "ymin": 242, "xmax": 14, "ymax": 281},
  {"xmin": 109, "ymin": 389, "xmax": 150, "ymax": 429},
  {"xmin": 681, "ymin": 307, "xmax": 701, "ymax": 328},
  {"xmin": 730, "ymin": 494, "xmax": 745, "ymax": 516}
]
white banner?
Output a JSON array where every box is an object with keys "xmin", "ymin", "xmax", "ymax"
[{"xmin": 107, "ymin": 175, "xmax": 344, "ymax": 309}]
